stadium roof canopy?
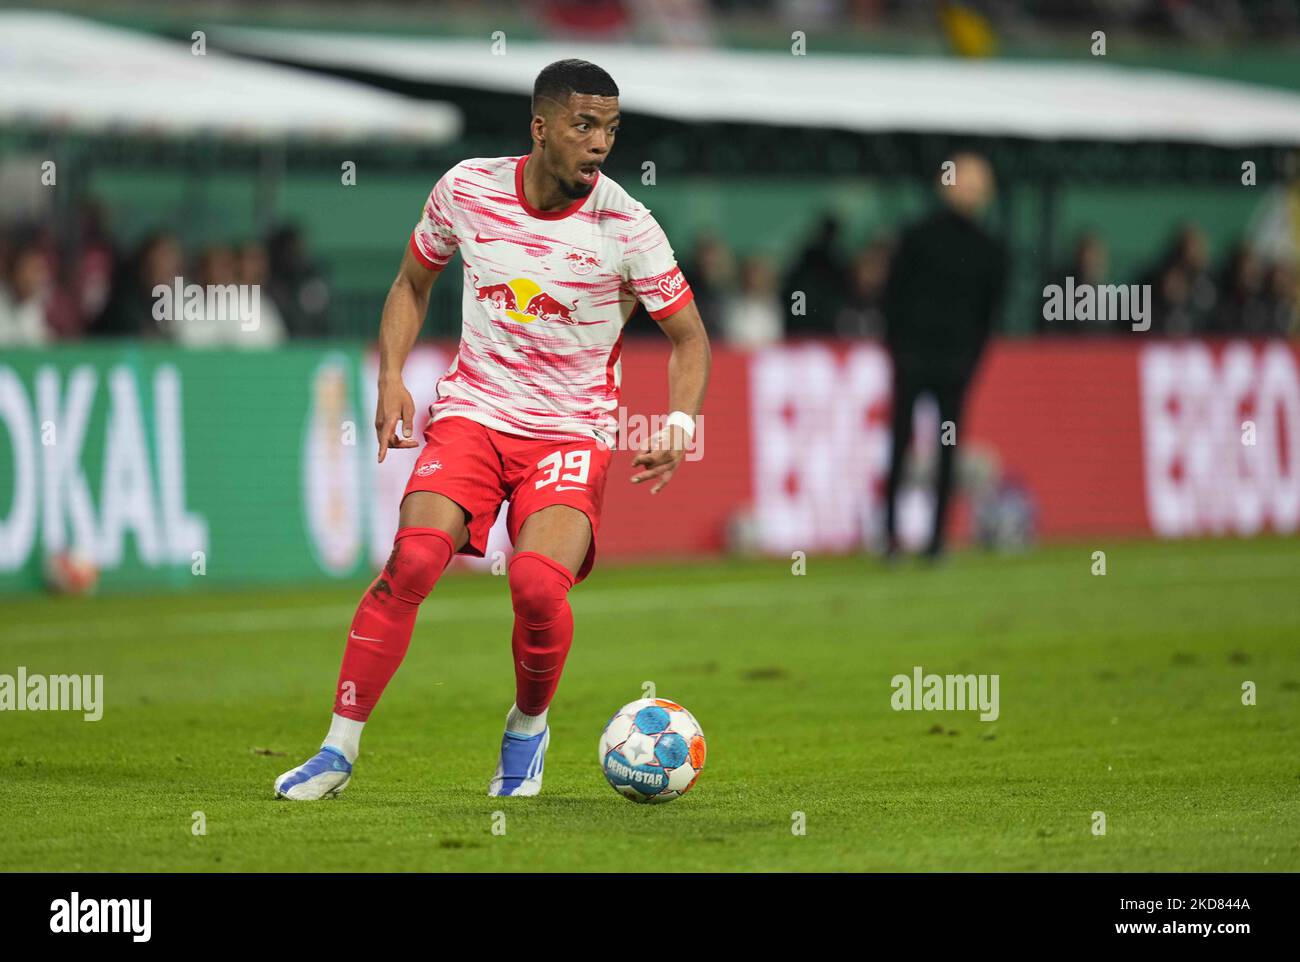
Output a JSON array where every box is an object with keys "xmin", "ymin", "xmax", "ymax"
[
  {"xmin": 208, "ymin": 28, "xmax": 1300, "ymax": 148},
  {"xmin": 0, "ymin": 12, "xmax": 462, "ymax": 143}
]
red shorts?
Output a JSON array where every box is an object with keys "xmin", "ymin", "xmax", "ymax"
[{"xmin": 402, "ymin": 415, "xmax": 612, "ymax": 582}]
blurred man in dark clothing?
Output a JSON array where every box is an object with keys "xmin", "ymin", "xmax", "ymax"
[
  {"xmin": 782, "ymin": 213, "xmax": 847, "ymax": 336},
  {"xmin": 267, "ymin": 224, "xmax": 331, "ymax": 338},
  {"xmin": 882, "ymin": 152, "xmax": 1006, "ymax": 560},
  {"xmin": 835, "ymin": 236, "xmax": 893, "ymax": 338}
]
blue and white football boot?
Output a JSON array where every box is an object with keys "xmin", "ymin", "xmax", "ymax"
[
  {"xmin": 274, "ymin": 746, "xmax": 352, "ymax": 800},
  {"xmin": 487, "ymin": 727, "xmax": 550, "ymax": 797}
]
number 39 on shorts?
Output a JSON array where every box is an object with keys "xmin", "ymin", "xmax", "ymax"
[{"xmin": 534, "ymin": 449, "xmax": 591, "ymax": 489}]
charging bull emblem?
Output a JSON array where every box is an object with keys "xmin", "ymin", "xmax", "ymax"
[
  {"xmin": 472, "ymin": 275, "xmax": 599, "ymax": 326},
  {"xmin": 563, "ymin": 248, "xmax": 602, "ymax": 276}
]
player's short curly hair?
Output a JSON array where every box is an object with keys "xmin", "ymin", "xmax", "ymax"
[{"xmin": 532, "ymin": 59, "xmax": 619, "ymax": 114}]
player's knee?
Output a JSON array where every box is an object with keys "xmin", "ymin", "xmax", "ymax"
[
  {"xmin": 372, "ymin": 530, "xmax": 454, "ymax": 605},
  {"xmin": 508, "ymin": 552, "xmax": 573, "ymax": 626}
]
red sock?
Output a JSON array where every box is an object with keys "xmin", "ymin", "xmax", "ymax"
[
  {"xmin": 334, "ymin": 528, "xmax": 454, "ymax": 721},
  {"xmin": 508, "ymin": 551, "xmax": 576, "ymax": 716}
]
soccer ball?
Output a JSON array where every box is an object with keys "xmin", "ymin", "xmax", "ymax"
[
  {"xmin": 598, "ymin": 698, "xmax": 706, "ymax": 803},
  {"xmin": 44, "ymin": 550, "xmax": 99, "ymax": 596}
]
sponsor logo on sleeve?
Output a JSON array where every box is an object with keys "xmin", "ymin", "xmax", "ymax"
[{"xmin": 657, "ymin": 270, "xmax": 686, "ymax": 301}]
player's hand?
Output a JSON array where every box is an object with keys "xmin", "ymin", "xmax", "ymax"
[
  {"xmin": 375, "ymin": 376, "xmax": 419, "ymax": 463},
  {"xmin": 631, "ymin": 425, "xmax": 688, "ymax": 494}
]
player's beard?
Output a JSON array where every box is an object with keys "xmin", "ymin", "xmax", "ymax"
[
  {"xmin": 544, "ymin": 152, "xmax": 596, "ymax": 199},
  {"xmin": 557, "ymin": 172, "xmax": 595, "ymax": 200},
  {"xmin": 536, "ymin": 148, "xmax": 598, "ymax": 200}
]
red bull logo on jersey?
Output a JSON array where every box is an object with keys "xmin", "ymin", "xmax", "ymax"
[
  {"xmin": 473, "ymin": 282, "xmax": 518, "ymax": 312},
  {"xmin": 473, "ymin": 275, "xmax": 584, "ymax": 325},
  {"xmin": 563, "ymin": 248, "xmax": 602, "ymax": 276}
]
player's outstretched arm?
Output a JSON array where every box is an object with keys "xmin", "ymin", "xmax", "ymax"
[
  {"xmin": 375, "ymin": 247, "xmax": 442, "ymax": 462},
  {"xmin": 632, "ymin": 300, "xmax": 711, "ymax": 493}
]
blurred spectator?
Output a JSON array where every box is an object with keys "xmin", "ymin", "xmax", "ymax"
[
  {"xmin": 267, "ymin": 224, "xmax": 332, "ymax": 338},
  {"xmin": 4, "ymin": 208, "xmax": 335, "ymax": 345},
  {"xmin": 94, "ymin": 231, "xmax": 184, "ymax": 339},
  {"xmin": 939, "ymin": 0, "xmax": 999, "ymax": 58},
  {"xmin": 0, "ymin": 241, "xmax": 53, "ymax": 346},
  {"xmin": 74, "ymin": 201, "xmax": 115, "ymax": 335},
  {"xmin": 1141, "ymin": 223, "xmax": 1216, "ymax": 336},
  {"xmin": 722, "ymin": 254, "xmax": 783, "ymax": 347},
  {"xmin": 174, "ymin": 245, "xmax": 236, "ymax": 348},
  {"xmin": 834, "ymin": 236, "xmax": 892, "ymax": 338},
  {"xmin": 1160, "ymin": 264, "xmax": 1194, "ymax": 335},
  {"xmin": 2, "ymin": 181, "xmax": 1286, "ymax": 348},
  {"xmin": 1173, "ymin": 223, "xmax": 1217, "ymax": 325},
  {"xmin": 882, "ymin": 151, "xmax": 1006, "ymax": 560},
  {"xmin": 626, "ymin": 0, "xmax": 716, "ymax": 46},
  {"xmin": 1039, "ymin": 231, "xmax": 1112, "ymax": 335},
  {"xmin": 539, "ymin": 0, "xmax": 634, "ymax": 39},
  {"xmin": 574, "ymin": 0, "xmax": 1299, "ymax": 39},
  {"xmin": 1262, "ymin": 262, "xmax": 1298, "ymax": 337},
  {"xmin": 236, "ymin": 241, "xmax": 288, "ymax": 348},
  {"xmin": 782, "ymin": 213, "xmax": 847, "ymax": 336},
  {"xmin": 171, "ymin": 242, "xmax": 288, "ymax": 349},
  {"xmin": 1211, "ymin": 243, "xmax": 1270, "ymax": 334},
  {"xmin": 1146, "ymin": 261, "xmax": 1195, "ymax": 337},
  {"xmin": 679, "ymin": 231, "xmax": 735, "ymax": 340},
  {"xmin": 1247, "ymin": 150, "xmax": 1298, "ymax": 266}
]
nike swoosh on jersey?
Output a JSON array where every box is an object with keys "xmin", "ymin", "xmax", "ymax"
[
  {"xmin": 554, "ymin": 485, "xmax": 586, "ymax": 492},
  {"xmin": 349, "ymin": 630, "xmax": 385, "ymax": 643}
]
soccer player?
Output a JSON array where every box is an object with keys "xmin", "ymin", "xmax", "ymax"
[{"xmin": 275, "ymin": 60, "xmax": 710, "ymax": 800}]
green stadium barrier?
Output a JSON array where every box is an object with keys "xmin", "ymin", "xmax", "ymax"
[{"xmin": 0, "ymin": 343, "xmax": 381, "ymax": 593}]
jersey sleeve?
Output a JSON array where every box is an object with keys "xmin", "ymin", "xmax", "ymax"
[
  {"xmin": 621, "ymin": 209, "xmax": 694, "ymax": 320},
  {"xmin": 409, "ymin": 169, "xmax": 460, "ymax": 270}
]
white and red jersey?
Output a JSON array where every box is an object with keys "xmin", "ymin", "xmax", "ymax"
[{"xmin": 409, "ymin": 154, "xmax": 693, "ymax": 446}]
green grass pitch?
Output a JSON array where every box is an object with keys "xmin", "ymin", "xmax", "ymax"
[{"xmin": 2, "ymin": 537, "xmax": 1297, "ymax": 872}]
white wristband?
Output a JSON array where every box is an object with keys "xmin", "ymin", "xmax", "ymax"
[{"xmin": 666, "ymin": 410, "xmax": 696, "ymax": 441}]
